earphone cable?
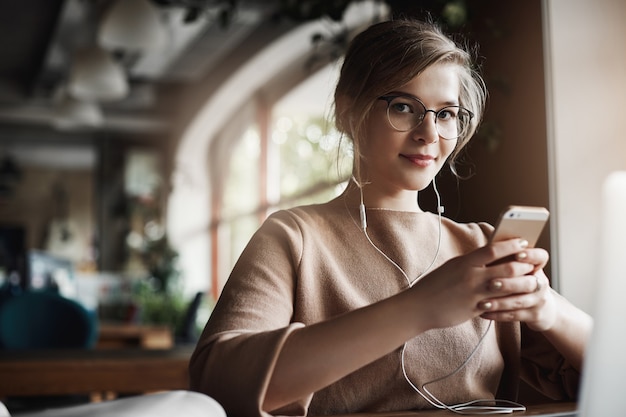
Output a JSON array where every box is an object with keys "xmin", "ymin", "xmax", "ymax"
[{"xmin": 352, "ymin": 176, "xmax": 526, "ymax": 415}]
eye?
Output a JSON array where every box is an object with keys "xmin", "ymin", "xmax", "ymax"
[
  {"xmin": 390, "ymin": 100, "xmax": 414, "ymax": 114},
  {"xmin": 437, "ymin": 107, "xmax": 458, "ymax": 121}
]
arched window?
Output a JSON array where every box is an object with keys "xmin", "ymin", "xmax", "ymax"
[
  {"xmin": 167, "ymin": 3, "xmax": 389, "ymax": 301},
  {"xmin": 215, "ymin": 64, "xmax": 352, "ymax": 296}
]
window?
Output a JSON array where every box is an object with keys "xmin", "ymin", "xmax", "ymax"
[{"xmin": 213, "ymin": 65, "xmax": 352, "ymax": 295}]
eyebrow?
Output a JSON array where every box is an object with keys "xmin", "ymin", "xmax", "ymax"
[{"xmin": 387, "ymin": 91, "xmax": 459, "ymax": 107}]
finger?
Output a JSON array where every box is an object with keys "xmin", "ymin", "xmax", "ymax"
[
  {"xmin": 486, "ymin": 273, "xmax": 547, "ymax": 295},
  {"xmin": 480, "ymin": 308, "xmax": 533, "ymax": 322},
  {"xmin": 486, "ymin": 261, "xmax": 535, "ymax": 281},
  {"xmin": 479, "ymin": 299, "xmax": 547, "ymax": 324},
  {"xmin": 514, "ymin": 247, "xmax": 549, "ymax": 271},
  {"xmin": 471, "ymin": 238, "xmax": 529, "ymax": 266},
  {"xmin": 478, "ymin": 275, "xmax": 549, "ymax": 312},
  {"xmin": 478, "ymin": 295, "xmax": 537, "ymax": 318}
]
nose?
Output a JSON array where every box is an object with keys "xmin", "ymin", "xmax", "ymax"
[{"xmin": 412, "ymin": 111, "xmax": 439, "ymax": 144}]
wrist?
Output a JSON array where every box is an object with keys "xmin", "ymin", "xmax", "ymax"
[{"xmin": 528, "ymin": 288, "xmax": 559, "ymax": 332}]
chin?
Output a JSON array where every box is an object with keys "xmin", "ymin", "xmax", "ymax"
[
  {"xmin": 402, "ymin": 181, "xmax": 432, "ymax": 192},
  {"xmin": 410, "ymin": 175, "xmax": 436, "ymax": 191}
]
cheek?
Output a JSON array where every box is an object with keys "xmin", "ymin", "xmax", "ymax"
[{"xmin": 441, "ymin": 140, "xmax": 458, "ymax": 160}]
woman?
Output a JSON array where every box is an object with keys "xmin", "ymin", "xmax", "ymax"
[{"xmin": 189, "ymin": 18, "xmax": 592, "ymax": 417}]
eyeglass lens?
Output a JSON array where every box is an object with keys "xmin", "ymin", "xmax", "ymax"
[{"xmin": 385, "ymin": 96, "xmax": 471, "ymax": 140}]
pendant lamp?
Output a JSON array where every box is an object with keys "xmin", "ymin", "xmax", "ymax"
[
  {"xmin": 67, "ymin": 46, "xmax": 129, "ymax": 102},
  {"xmin": 98, "ymin": 0, "xmax": 167, "ymax": 52},
  {"xmin": 52, "ymin": 96, "xmax": 104, "ymax": 130}
]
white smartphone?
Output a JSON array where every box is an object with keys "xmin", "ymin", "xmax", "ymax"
[{"xmin": 490, "ymin": 205, "xmax": 550, "ymax": 247}]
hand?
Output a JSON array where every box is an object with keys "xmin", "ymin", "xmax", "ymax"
[
  {"xmin": 478, "ymin": 246, "xmax": 558, "ymax": 331},
  {"xmin": 409, "ymin": 238, "xmax": 538, "ymax": 331}
]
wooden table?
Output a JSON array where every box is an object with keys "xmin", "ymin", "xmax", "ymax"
[
  {"xmin": 96, "ymin": 323, "xmax": 174, "ymax": 350},
  {"xmin": 332, "ymin": 402, "xmax": 577, "ymax": 416},
  {"xmin": 0, "ymin": 347, "xmax": 193, "ymax": 399},
  {"xmin": 0, "ymin": 347, "xmax": 576, "ymax": 417}
]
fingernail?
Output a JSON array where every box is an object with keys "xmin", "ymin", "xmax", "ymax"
[
  {"xmin": 519, "ymin": 239, "xmax": 529, "ymax": 249},
  {"xmin": 516, "ymin": 252, "xmax": 528, "ymax": 260},
  {"xmin": 478, "ymin": 301, "xmax": 493, "ymax": 310},
  {"xmin": 489, "ymin": 280, "xmax": 503, "ymax": 291}
]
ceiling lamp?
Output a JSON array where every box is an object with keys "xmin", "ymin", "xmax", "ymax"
[
  {"xmin": 52, "ymin": 96, "xmax": 104, "ymax": 130},
  {"xmin": 98, "ymin": 0, "xmax": 168, "ymax": 52},
  {"xmin": 67, "ymin": 46, "xmax": 129, "ymax": 102}
]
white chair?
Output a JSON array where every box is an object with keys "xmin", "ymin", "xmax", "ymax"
[
  {"xmin": 0, "ymin": 401, "xmax": 10, "ymax": 417},
  {"xmin": 7, "ymin": 391, "xmax": 225, "ymax": 417}
]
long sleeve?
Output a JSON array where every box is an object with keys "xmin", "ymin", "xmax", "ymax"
[
  {"xmin": 519, "ymin": 323, "xmax": 581, "ymax": 400},
  {"xmin": 190, "ymin": 324, "xmax": 306, "ymax": 416},
  {"xmin": 188, "ymin": 196, "xmax": 576, "ymax": 416},
  {"xmin": 189, "ymin": 212, "xmax": 312, "ymax": 416}
]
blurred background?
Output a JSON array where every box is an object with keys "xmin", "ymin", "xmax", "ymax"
[{"xmin": 0, "ymin": 0, "xmax": 624, "ymax": 347}]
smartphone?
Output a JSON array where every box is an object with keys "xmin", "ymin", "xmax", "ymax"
[{"xmin": 490, "ymin": 205, "xmax": 550, "ymax": 247}]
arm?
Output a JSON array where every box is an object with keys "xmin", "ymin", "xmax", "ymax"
[
  {"xmin": 191, "ymin": 211, "xmax": 534, "ymax": 414},
  {"xmin": 263, "ymin": 238, "xmax": 535, "ymax": 412},
  {"xmin": 538, "ymin": 290, "xmax": 592, "ymax": 371}
]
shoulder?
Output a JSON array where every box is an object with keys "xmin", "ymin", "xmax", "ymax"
[
  {"xmin": 242, "ymin": 199, "xmax": 351, "ymax": 267},
  {"xmin": 265, "ymin": 198, "xmax": 349, "ymax": 232},
  {"xmin": 440, "ymin": 215, "xmax": 494, "ymax": 248}
]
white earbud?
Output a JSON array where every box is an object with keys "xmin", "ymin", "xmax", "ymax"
[
  {"xmin": 359, "ymin": 203, "xmax": 367, "ymax": 230},
  {"xmin": 432, "ymin": 177, "xmax": 444, "ymax": 215}
]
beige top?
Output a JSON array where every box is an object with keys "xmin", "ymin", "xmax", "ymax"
[{"xmin": 189, "ymin": 193, "xmax": 580, "ymax": 417}]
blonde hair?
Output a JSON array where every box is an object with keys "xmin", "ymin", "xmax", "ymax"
[{"xmin": 334, "ymin": 19, "xmax": 486, "ymax": 181}]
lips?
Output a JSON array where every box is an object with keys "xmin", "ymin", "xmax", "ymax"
[{"xmin": 401, "ymin": 154, "xmax": 436, "ymax": 167}]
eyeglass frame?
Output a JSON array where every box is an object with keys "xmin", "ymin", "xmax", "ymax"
[{"xmin": 377, "ymin": 94, "xmax": 474, "ymax": 140}]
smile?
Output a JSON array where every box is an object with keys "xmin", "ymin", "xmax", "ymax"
[{"xmin": 401, "ymin": 154, "xmax": 436, "ymax": 167}]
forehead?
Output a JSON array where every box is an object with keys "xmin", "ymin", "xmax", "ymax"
[{"xmin": 397, "ymin": 63, "xmax": 461, "ymax": 104}]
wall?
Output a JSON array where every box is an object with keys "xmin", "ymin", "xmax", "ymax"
[
  {"xmin": 543, "ymin": 0, "xmax": 626, "ymax": 313},
  {"xmin": 461, "ymin": 0, "xmax": 550, "ymax": 225},
  {"xmin": 428, "ymin": 0, "xmax": 552, "ymax": 270}
]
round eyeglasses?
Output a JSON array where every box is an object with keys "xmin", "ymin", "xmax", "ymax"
[{"xmin": 378, "ymin": 94, "xmax": 473, "ymax": 140}]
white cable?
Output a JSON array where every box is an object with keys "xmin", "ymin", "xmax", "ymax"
[
  {"xmin": 356, "ymin": 177, "xmax": 442, "ymax": 287},
  {"xmin": 353, "ymin": 177, "xmax": 526, "ymax": 415},
  {"xmin": 414, "ymin": 177, "xmax": 444, "ymax": 286},
  {"xmin": 401, "ymin": 321, "xmax": 525, "ymax": 415}
]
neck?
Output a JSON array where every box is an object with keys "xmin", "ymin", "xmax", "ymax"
[{"xmin": 345, "ymin": 181, "xmax": 422, "ymax": 212}]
